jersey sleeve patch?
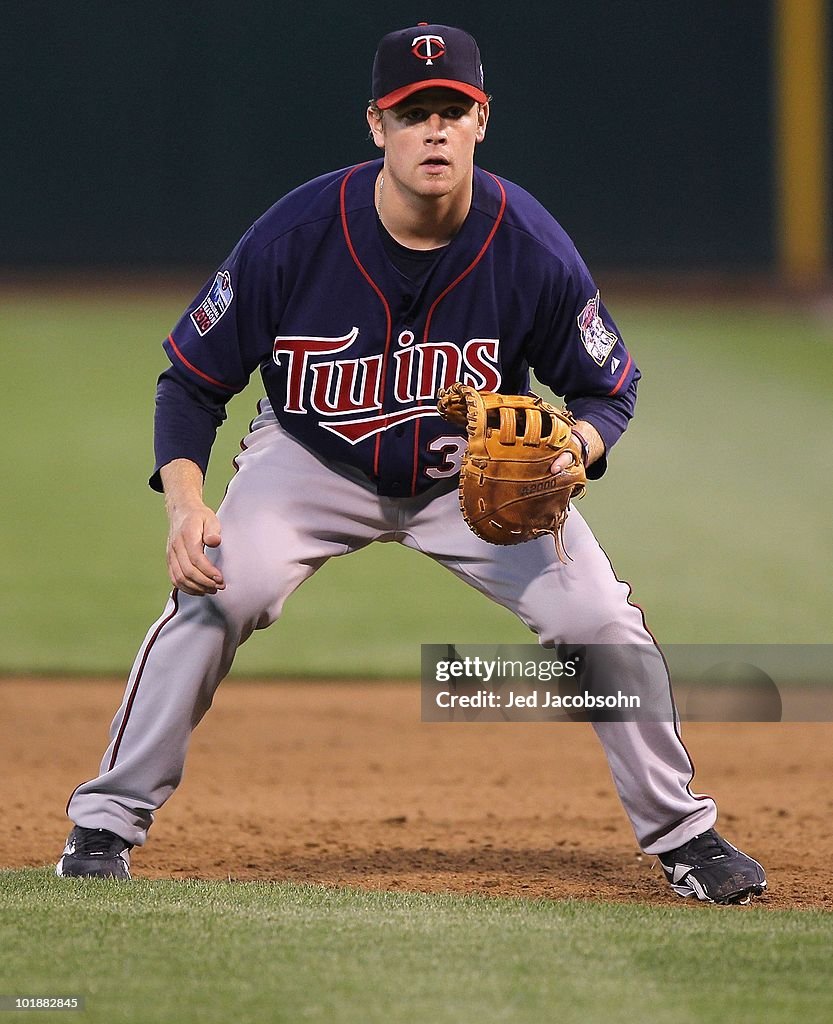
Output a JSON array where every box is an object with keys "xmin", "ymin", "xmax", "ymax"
[
  {"xmin": 577, "ymin": 290, "xmax": 618, "ymax": 366},
  {"xmin": 190, "ymin": 270, "xmax": 234, "ymax": 336}
]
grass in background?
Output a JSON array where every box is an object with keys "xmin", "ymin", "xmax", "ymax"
[
  {"xmin": 580, "ymin": 302, "xmax": 832, "ymax": 645},
  {"xmin": 2, "ymin": 290, "xmax": 830, "ymax": 676},
  {"xmin": 2, "ymin": 869, "xmax": 832, "ymax": 1024}
]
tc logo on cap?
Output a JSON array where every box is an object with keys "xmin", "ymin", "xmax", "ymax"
[{"xmin": 411, "ymin": 34, "xmax": 445, "ymax": 65}]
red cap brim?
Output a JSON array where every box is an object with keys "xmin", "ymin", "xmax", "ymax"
[{"xmin": 376, "ymin": 79, "xmax": 488, "ymax": 109}]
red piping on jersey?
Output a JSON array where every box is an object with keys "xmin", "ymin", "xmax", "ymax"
[
  {"xmin": 107, "ymin": 590, "xmax": 180, "ymax": 771},
  {"xmin": 411, "ymin": 172, "xmax": 507, "ymax": 493},
  {"xmin": 341, "ymin": 166, "xmax": 507, "ymax": 494},
  {"xmin": 339, "ymin": 164, "xmax": 393, "ymax": 477},
  {"xmin": 411, "ymin": 421, "xmax": 422, "ymax": 493},
  {"xmin": 608, "ymin": 352, "xmax": 632, "ymax": 396},
  {"xmin": 422, "ymin": 173, "xmax": 507, "ymax": 343},
  {"xmin": 167, "ymin": 333, "xmax": 236, "ymax": 393}
]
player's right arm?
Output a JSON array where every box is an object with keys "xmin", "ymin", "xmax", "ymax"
[
  {"xmin": 160, "ymin": 458, "xmax": 225, "ymax": 597},
  {"xmin": 151, "ymin": 222, "xmax": 281, "ymax": 594}
]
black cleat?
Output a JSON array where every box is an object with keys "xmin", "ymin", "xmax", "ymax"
[
  {"xmin": 56, "ymin": 826, "xmax": 132, "ymax": 880},
  {"xmin": 658, "ymin": 828, "xmax": 766, "ymax": 905}
]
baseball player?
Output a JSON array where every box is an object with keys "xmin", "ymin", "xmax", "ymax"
[{"xmin": 57, "ymin": 23, "xmax": 766, "ymax": 904}]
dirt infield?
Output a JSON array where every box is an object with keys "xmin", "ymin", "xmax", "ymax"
[{"xmin": 3, "ymin": 678, "xmax": 830, "ymax": 910}]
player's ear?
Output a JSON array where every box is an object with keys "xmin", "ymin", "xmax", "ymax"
[
  {"xmin": 475, "ymin": 101, "xmax": 489, "ymax": 144},
  {"xmin": 367, "ymin": 104, "xmax": 385, "ymax": 149}
]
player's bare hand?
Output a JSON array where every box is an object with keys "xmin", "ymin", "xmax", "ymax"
[
  {"xmin": 550, "ymin": 421, "xmax": 602, "ymax": 476},
  {"xmin": 166, "ymin": 504, "xmax": 225, "ymax": 596},
  {"xmin": 550, "ymin": 450, "xmax": 578, "ymax": 477}
]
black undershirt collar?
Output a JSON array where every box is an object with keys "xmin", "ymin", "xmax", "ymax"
[{"xmin": 376, "ymin": 216, "xmax": 446, "ymax": 287}]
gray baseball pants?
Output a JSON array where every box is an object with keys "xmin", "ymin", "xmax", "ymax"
[{"xmin": 68, "ymin": 406, "xmax": 717, "ymax": 855}]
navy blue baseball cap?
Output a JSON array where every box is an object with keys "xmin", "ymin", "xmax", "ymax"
[{"xmin": 372, "ymin": 23, "xmax": 487, "ymax": 109}]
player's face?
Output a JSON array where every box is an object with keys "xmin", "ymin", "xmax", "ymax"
[{"xmin": 367, "ymin": 88, "xmax": 489, "ymax": 202}]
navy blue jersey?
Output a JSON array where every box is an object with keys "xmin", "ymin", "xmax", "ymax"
[{"xmin": 154, "ymin": 158, "xmax": 639, "ymax": 496}]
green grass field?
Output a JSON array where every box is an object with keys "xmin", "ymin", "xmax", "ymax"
[
  {"xmin": 2, "ymin": 870, "xmax": 832, "ymax": 1024},
  {"xmin": 2, "ymin": 287, "xmax": 831, "ymax": 1021},
  {"xmin": 2, "ymin": 288, "xmax": 830, "ymax": 676}
]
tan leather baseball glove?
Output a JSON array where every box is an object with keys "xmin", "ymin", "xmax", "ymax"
[{"xmin": 437, "ymin": 383, "xmax": 587, "ymax": 561}]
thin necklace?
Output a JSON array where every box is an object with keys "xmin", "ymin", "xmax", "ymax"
[{"xmin": 376, "ymin": 174, "xmax": 384, "ymax": 219}]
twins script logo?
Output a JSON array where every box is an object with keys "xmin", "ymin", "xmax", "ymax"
[
  {"xmin": 412, "ymin": 34, "xmax": 445, "ymax": 65},
  {"xmin": 272, "ymin": 327, "xmax": 500, "ymax": 444}
]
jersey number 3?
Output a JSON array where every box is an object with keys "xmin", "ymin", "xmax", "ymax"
[{"xmin": 425, "ymin": 436, "xmax": 467, "ymax": 479}]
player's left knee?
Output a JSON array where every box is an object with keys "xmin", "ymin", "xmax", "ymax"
[{"xmin": 534, "ymin": 601, "xmax": 650, "ymax": 646}]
